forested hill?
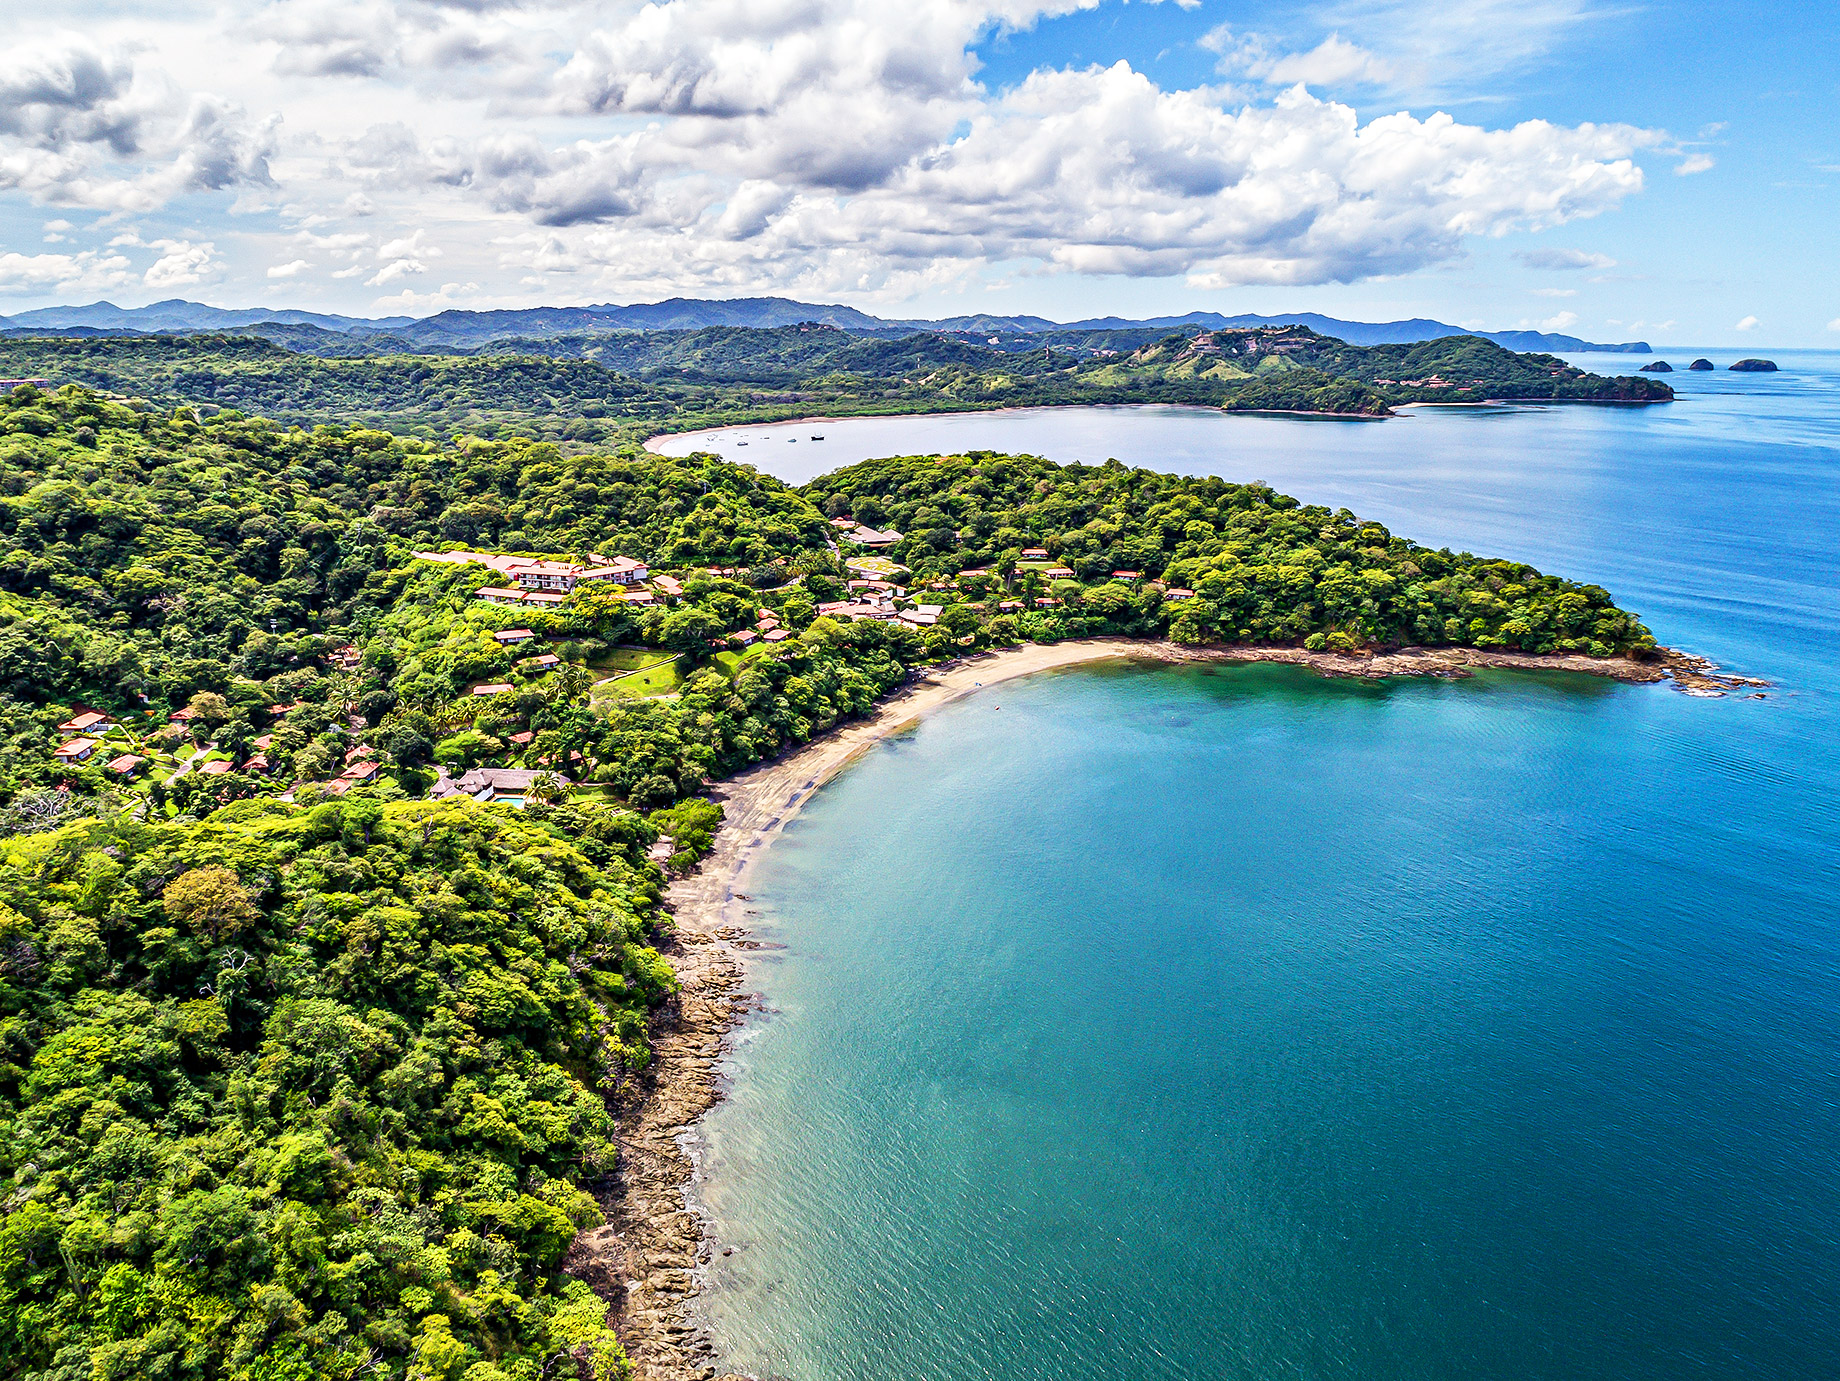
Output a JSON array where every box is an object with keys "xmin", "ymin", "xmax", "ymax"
[{"xmin": 0, "ymin": 324, "xmax": 1669, "ymax": 442}]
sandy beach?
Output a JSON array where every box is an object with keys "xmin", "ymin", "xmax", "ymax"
[{"xmin": 583, "ymin": 636, "xmax": 1762, "ymax": 1380}]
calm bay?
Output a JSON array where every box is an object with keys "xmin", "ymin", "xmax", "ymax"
[{"xmin": 659, "ymin": 351, "xmax": 1840, "ymax": 1380}]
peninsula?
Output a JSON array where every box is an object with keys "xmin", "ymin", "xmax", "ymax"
[{"xmin": 0, "ymin": 377, "xmax": 1739, "ymax": 1381}]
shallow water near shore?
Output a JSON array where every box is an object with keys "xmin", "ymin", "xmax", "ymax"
[{"xmin": 688, "ymin": 351, "xmax": 1840, "ymax": 1380}]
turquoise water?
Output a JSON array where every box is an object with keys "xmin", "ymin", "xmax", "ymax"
[{"xmin": 688, "ymin": 352, "xmax": 1840, "ymax": 1380}]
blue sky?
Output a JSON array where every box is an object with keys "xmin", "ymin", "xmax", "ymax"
[{"xmin": 1, "ymin": 0, "xmax": 1835, "ymax": 343}]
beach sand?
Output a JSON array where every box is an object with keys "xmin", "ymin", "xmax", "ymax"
[{"xmin": 576, "ymin": 637, "xmax": 1759, "ymax": 1380}]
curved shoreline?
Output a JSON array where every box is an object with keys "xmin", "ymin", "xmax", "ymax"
[
  {"xmin": 643, "ymin": 392, "xmax": 1670, "ymax": 452},
  {"xmin": 589, "ymin": 638, "xmax": 1761, "ymax": 1380}
]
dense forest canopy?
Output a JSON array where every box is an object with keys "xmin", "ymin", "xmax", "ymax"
[
  {"xmin": 802, "ymin": 453, "xmax": 1653, "ymax": 655},
  {"xmin": 0, "ymin": 798, "xmax": 669, "ymax": 1381}
]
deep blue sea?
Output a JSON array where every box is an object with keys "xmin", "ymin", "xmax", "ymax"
[{"xmin": 666, "ymin": 350, "xmax": 1840, "ymax": 1381}]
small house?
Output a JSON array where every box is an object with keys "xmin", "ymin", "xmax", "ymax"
[
  {"xmin": 200, "ymin": 759, "xmax": 232, "ymax": 776},
  {"xmin": 54, "ymin": 738, "xmax": 99, "ymax": 763},
  {"xmin": 472, "ymin": 682, "xmax": 514, "ymax": 697},
  {"xmin": 509, "ymin": 730, "xmax": 535, "ymax": 746},
  {"xmin": 493, "ymin": 628, "xmax": 536, "ymax": 645},
  {"xmin": 105, "ymin": 754, "xmax": 145, "ymax": 778},
  {"xmin": 1044, "ymin": 566, "xmax": 1075, "ymax": 580},
  {"xmin": 428, "ymin": 765, "xmax": 571, "ymax": 808},
  {"xmin": 518, "ymin": 653, "xmax": 562, "ymax": 673},
  {"xmin": 476, "ymin": 587, "xmax": 527, "ymax": 605},
  {"xmin": 653, "ymin": 575, "xmax": 684, "ymax": 597},
  {"xmin": 242, "ymin": 753, "xmax": 271, "ymax": 775},
  {"xmin": 764, "ymin": 628, "xmax": 792, "ymax": 642},
  {"xmin": 622, "ymin": 589, "xmax": 657, "ymax": 606},
  {"xmin": 1112, "ymin": 571, "xmax": 1140, "ymax": 581},
  {"xmin": 58, "ymin": 710, "xmax": 113, "ymax": 735},
  {"xmin": 1020, "ymin": 547, "xmax": 1048, "ymax": 561},
  {"xmin": 730, "ymin": 629, "xmax": 758, "ymax": 646},
  {"xmin": 1164, "ymin": 588, "xmax": 1196, "ymax": 601},
  {"xmin": 523, "ymin": 590, "xmax": 569, "ymax": 607},
  {"xmin": 341, "ymin": 760, "xmax": 381, "ymax": 783}
]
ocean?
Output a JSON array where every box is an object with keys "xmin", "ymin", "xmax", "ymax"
[{"xmin": 670, "ymin": 350, "xmax": 1840, "ymax": 1380}]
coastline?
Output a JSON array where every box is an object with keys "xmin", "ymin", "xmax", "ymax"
[
  {"xmin": 582, "ymin": 637, "xmax": 1762, "ymax": 1380},
  {"xmin": 642, "ymin": 402, "xmax": 1225, "ymax": 453},
  {"xmin": 643, "ymin": 392, "xmax": 1671, "ymax": 452}
]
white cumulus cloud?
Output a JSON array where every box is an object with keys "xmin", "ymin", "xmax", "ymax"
[
  {"xmin": 1735, "ymin": 315, "xmax": 1759, "ymax": 331},
  {"xmin": 0, "ymin": 1, "xmax": 1676, "ymax": 304}
]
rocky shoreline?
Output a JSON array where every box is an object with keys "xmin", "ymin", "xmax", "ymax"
[{"xmin": 571, "ymin": 637, "xmax": 1766, "ymax": 1381}]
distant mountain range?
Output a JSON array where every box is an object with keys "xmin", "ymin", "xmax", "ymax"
[{"xmin": 0, "ymin": 296, "xmax": 1650, "ymax": 354}]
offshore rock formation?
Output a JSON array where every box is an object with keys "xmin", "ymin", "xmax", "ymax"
[
  {"xmin": 1640, "ymin": 360, "xmax": 1674, "ymax": 372},
  {"xmin": 1729, "ymin": 358, "xmax": 1779, "ymax": 372}
]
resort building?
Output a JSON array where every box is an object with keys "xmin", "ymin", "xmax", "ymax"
[
  {"xmin": 200, "ymin": 759, "xmax": 232, "ymax": 776},
  {"xmin": 843, "ymin": 526, "xmax": 903, "ymax": 549},
  {"xmin": 572, "ymin": 556, "xmax": 650, "ymax": 586},
  {"xmin": 472, "ymin": 682, "xmax": 514, "ymax": 697},
  {"xmin": 416, "ymin": 548, "xmax": 649, "ymax": 593},
  {"xmin": 653, "ymin": 574, "xmax": 684, "ymax": 597},
  {"xmin": 1164, "ymin": 588, "xmax": 1196, "ymax": 600},
  {"xmin": 428, "ymin": 766, "xmax": 570, "ymax": 807},
  {"xmin": 54, "ymin": 738, "xmax": 99, "ymax": 763},
  {"xmin": 518, "ymin": 654, "xmax": 562, "ymax": 673},
  {"xmin": 493, "ymin": 628, "xmax": 536, "ymax": 645},
  {"xmin": 106, "ymin": 754, "xmax": 145, "ymax": 777},
  {"xmin": 476, "ymin": 587, "xmax": 527, "ymax": 605},
  {"xmin": 58, "ymin": 711, "xmax": 113, "ymax": 735},
  {"xmin": 1020, "ymin": 547, "xmax": 1049, "ymax": 561}
]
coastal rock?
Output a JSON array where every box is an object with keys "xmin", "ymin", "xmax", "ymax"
[
  {"xmin": 1639, "ymin": 360, "xmax": 1674, "ymax": 373},
  {"xmin": 1729, "ymin": 358, "xmax": 1778, "ymax": 372},
  {"xmin": 1689, "ymin": 358, "xmax": 1715, "ymax": 370}
]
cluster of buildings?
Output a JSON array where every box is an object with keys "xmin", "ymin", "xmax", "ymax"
[
  {"xmin": 813, "ymin": 580, "xmax": 945, "ymax": 628},
  {"xmin": 414, "ymin": 549, "xmax": 668, "ymax": 610}
]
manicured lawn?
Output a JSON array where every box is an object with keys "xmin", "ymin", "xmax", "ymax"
[
  {"xmin": 592, "ymin": 654, "xmax": 686, "ymax": 700},
  {"xmin": 711, "ymin": 646, "xmax": 773, "ymax": 678},
  {"xmin": 586, "ymin": 644, "xmax": 669, "ymax": 675}
]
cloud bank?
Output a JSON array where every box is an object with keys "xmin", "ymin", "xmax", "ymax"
[{"xmin": 0, "ymin": 0, "xmax": 1666, "ymax": 306}]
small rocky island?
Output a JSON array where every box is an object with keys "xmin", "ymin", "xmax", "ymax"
[
  {"xmin": 1640, "ymin": 360, "xmax": 1674, "ymax": 372},
  {"xmin": 1730, "ymin": 359, "xmax": 1779, "ymax": 372},
  {"xmin": 1689, "ymin": 359, "xmax": 1716, "ymax": 370}
]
